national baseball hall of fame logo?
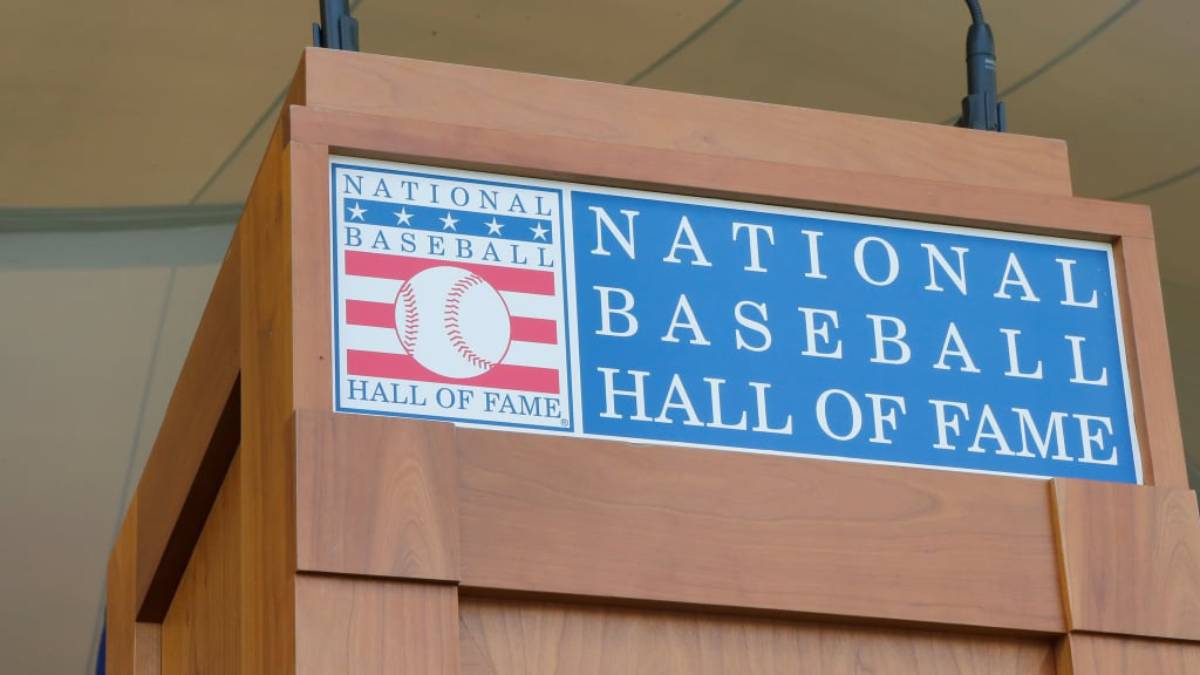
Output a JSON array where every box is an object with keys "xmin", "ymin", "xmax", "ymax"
[
  {"xmin": 331, "ymin": 159, "xmax": 573, "ymax": 430},
  {"xmin": 331, "ymin": 156, "xmax": 1141, "ymax": 484}
]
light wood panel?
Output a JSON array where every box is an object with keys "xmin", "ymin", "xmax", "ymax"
[
  {"xmin": 460, "ymin": 597, "xmax": 1057, "ymax": 675},
  {"xmin": 161, "ymin": 452, "xmax": 242, "ymax": 675},
  {"xmin": 1115, "ymin": 235, "xmax": 1188, "ymax": 487},
  {"xmin": 106, "ymin": 494, "xmax": 161, "ymax": 675},
  {"xmin": 290, "ymin": 106, "xmax": 1149, "ymax": 240},
  {"xmin": 295, "ymin": 575, "xmax": 459, "ymax": 674},
  {"xmin": 134, "ymin": 236, "xmax": 240, "ymax": 619},
  {"xmin": 1060, "ymin": 633, "xmax": 1200, "ymax": 675},
  {"xmin": 287, "ymin": 140, "xmax": 335, "ymax": 413},
  {"xmin": 298, "ymin": 49, "xmax": 1074, "ymax": 196},
  {"xmin": 458, "ymin": 429, "xmax": 1065, "ymax": 632},
  {"xmin": 133, "ymin": 625, "xmax": 162, "ymax": 675},
  {"xmin": 1053, "ymin": 479, "xmax": 1200, "ymax": 640},
  {"xmin": 238, "ymin": 119, "xmax": 296, "ymax": 674},
  {"xmin": 295, "ymin": 409, "xmax": 459, "ymax": 580}
]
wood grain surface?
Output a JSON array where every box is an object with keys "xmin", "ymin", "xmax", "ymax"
[
  {"xmin": 460, "ymin": 596, "xmax": 1056, "ymax": 675},
  {"xmin": 237, "ymin": 120, "xmax": 297, "ymax": 674},
  {"xmin": 295, "ymin": 409, "xmax": 459, "ymax": 580},
  {"xmin": 458, "ymin": 428, "xmax": 1065, "ymax": 632},
  {"xmin": 1053, "ymin": 479, "xmax": 1200, "ymax": 640},
  {"xmin": 134, "ymin": 236, "xmax": 240, "ymax": 619},
  {"xmin": 290, "ymin": 106, "xmax": 1149, "ymax": 241},
  {"xmin": 107, "ymin": 494, "xmax": 161, "ymax": 675},
  {"xmin": 161, "ymin": 453, "xmax": 242, "ymax": 675},
  {"xmin": 295, "ymin": 575, "xmax": 459, "ymax": 675},
  {"xmin": 288, "ymin": 140, "xmax": 335, "ymax": 413},
  {"xmin": 299, "ymin": 49, "xmax": 1073, "ymax": 196},
  {"xmin": 1115, "ymin": 236, "xmax": 1188, "ymax": 487},
  {"xmin": 1060, "ymin": 633, "xmax": 1200, "ymax": 675}
]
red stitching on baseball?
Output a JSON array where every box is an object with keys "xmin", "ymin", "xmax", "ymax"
[
  {"xmin": 396, "ymin": 281, "xmax": 419, "ymax": 353},
  {"xmin": 444, "ymin": 274, "xmax": 497, "ymax": 372}
]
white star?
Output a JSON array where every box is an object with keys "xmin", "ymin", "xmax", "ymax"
[
  {"xmin": 347, "ymin": 202, "xmax": 366, "ymax": 221},
  {"xmin": 393, "ymin": 208, "xmax": 413, "ymax": 226},
  {"xmin": 530, "ymin": 222, "xmax": 549, "ymax": 241},
  {"xmin": 484, "ymin": 217, "xmax": 504, "ymax": 236},
  {"xmin": 439, "ymin": 212, "xmax": 459, "ymax": 231}
]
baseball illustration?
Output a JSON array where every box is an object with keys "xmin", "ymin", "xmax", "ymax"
[{"xmin": 394, "ymin": 266, "xmax": 512, "ymax": 378}]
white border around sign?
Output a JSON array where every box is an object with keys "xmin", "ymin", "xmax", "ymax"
[{"xmin": 329, "ymin": 155, "xmax": 1143, "ymax": 485}]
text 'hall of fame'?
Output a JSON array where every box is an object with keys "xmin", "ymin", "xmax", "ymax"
[{"xmin": 330, "ymin": 158, "xmax": 1139, "ymax": 484}]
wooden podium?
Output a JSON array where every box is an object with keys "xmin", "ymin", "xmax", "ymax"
[{"xmin": 106, "ymin": 48, "xmax": 1200, "ymax": 674}]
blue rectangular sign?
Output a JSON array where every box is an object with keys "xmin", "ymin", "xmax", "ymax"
[{"xmin": 331, "ymin": 157, "xmax": 1141, "ymax": 484}]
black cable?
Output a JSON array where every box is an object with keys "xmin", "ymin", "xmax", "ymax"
[{"xmin": 964, "ymin": 0, "xmax": 985, "ymax": 25}]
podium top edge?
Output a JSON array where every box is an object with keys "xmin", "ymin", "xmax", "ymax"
[{"xmin": 291, "ymin": 48, "xmax": 1074, "ymax": 198}]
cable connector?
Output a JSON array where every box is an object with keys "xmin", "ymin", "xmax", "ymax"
[
  {"xmin": 956, "ymin": 0, "xmax": 1006, "ymax": 132},
  {"xmin": 313, "ymin": 0, "xmax": 359, "ymax": 51}
]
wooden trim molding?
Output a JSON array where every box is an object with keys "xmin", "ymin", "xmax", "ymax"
[
  {"xmin": 290, "ymin": 408, "xmax": 1066, "ymax": 633},
  {"xmin": 296, "ymin": 48, "xmax": 1075, "ymax": 197},
  {"xmin": 1059, "ymin": 633, "xmax": 1200, "ymax": 675},
  {"xmin": 461, "ymin": 596, "xmax": 1057, "ymax": 674},
  {"xmin": 288, "ymin": 404, "xmax": 1078, "ymax": 633},
  {"xmin": 295, "ymin": 410, "xmax": 459, "ymax": 581},
  {"xmin": 289, "ymin": 106, "xmax": 1148, "ymax": 241},
  {"xmin": 1052, "ymin": 479, "xmax": 1200, "ymax": 640},
  {"xmin": 1114, "ymin": 236, "xmax": 1188, "ymax": 487},
  {"xmin": 295, "ymin": 574, "xmax": 460, "ymax": 674},
  {"xmin": 453, "ymin": 427, "xmax": 1065, "ymax": 632}
]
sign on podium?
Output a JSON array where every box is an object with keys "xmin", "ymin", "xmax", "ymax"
[{"xmin": 333, "ymin": 158, "xmax": 1140, "ymax": 484}]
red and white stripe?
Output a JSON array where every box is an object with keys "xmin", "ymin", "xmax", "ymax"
[{"xmin": 340, "ymin": 251, "xmax": 562, "ymax": 394}]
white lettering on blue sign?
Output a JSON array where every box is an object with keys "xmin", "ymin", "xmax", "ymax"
[{"xmin": 330, "ymin": 157, "xmax": 1141, "ymax": 484}]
